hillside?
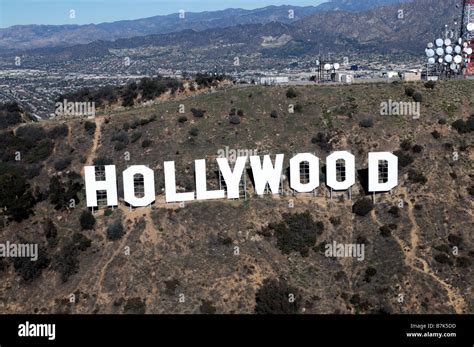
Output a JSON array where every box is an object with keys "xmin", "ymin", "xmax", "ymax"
[{"xmin": 0, "ymin": 81, "xmax": 472, "ymax": 314}]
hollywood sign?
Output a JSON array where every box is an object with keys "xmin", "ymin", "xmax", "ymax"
[{"xmin": 84, "ymin": 151, "xmax": 398, "ymax": 208}]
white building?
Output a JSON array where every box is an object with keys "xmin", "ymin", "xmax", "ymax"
[
  {"xmin": 259, "ymin": 76, "xmax": 289, "ymax": 85},
  {"xmin": 335, "ymin": 72, "xmax": 354, "ymax": 84}
]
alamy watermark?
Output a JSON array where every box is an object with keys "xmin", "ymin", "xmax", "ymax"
[
  {"xmin": 325, "ymin": 241, "xmax": 365, "ymax": 261},
  {"xmin": 380, "ymin": 99, "xmax": 420, "ymax": 119},
  {"xmin": 0, "ymin": 241, "xmax": 38, "ymax": 261},
  {"xmin": 55, "ymin": 99, "xmax": 95, "ymax": 118},
  {"xmin": 217, "ymin": 146, "xmax": 258, "ymax": 162}
]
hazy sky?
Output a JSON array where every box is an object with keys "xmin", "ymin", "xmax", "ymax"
[{"xmin": 0, "ymin": 0, "xmax": 326, "ymax": 28}]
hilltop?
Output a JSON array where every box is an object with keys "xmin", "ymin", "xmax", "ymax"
[{"xmin": 0, "ymin": 80, "xmax": 472, "ymax": 314}]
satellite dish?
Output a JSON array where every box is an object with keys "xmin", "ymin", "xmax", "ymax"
[
  {"xmin": 436, "ymin": 48, "xmax": 444, "ymax": 56},
  {"xmin": 445, "ymin": 46, "xmax": 453, "ymax": 54},
  {"xmin": 428, "ymin": 57, "xmax": 435, "ymax": 64},
  {"xmin": 445, "ymin": 54, "xmax": 453, "ymax": 63},
  {"xmin": 463, "ymin": 42, "xmax": 468, "ymax": 47},
  {"xmin": 468, "ymin": 23, "xmax": 474, "ymax": 32},
  {"xmin": 450, "ymin": 63, "xmax": 457, "ymax": 70},
  {"xmin": 426, "ymin": 49, "xmax": 435, "ymax": 57},
  {"xmin": 465, "ymin": 47, "xmax": 473, "ymax": 55},
  {"xmin": 454, "ymin": 55, "xmax": 462, "ymax": 64},
  {"xmin": 427, "ymin": 42, "xmax": 434, "ymax": 48},
  {"xmin": 316, "ymin": 60, "xmax": 320, "ymax": 66},
  {"xmin": 444, "ymin": 38, "xmax": 452, "ymax": 46},
  {"xmin": 454, "ymin": 45, "xmax": 462, "ymax": 53},
  {"xmin": 435, "ymin": 38, "xmax": 444, "ymax": 47},
  {"xmin": 324, "ymin": 63, "xmax": 331, "ymax": 71},
  {"xmin": 334, "ymin": 63, "xmax": 340, "ymax": 70},
  {"xmin": 438, "ymin": 58, "xmax": 444, "ymax": 63}
]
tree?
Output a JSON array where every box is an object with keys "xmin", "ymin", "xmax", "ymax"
[
  {"xmin": 13, "ymin": 246, "xmax": 49, "ymax": 283},
  {"xmin": 359, "ymin": 117, "xmax": 374, "ymax": 128},
  {"xmin": 43, "ymin": 218, "xmax": 58, "ymax": 246},
  {"xmin": 266, "ymin": 211, "xmax": 323, "ymax": 256},
  {"xmin": 352, "ymin": 198, "xmax": 374, "ymax": 216},
  {"xmin": 229, "ymin": 116, "xmax": 240, "ymax": 125},
  {"xmin": 84, "ymin": 121, "xmax": 96, "ymax": 136},
  {"xmin": 412, "ymin": 92, "xmax": 423, "ymax": 103},
  {"xmin": 191, "ymin": 108, "xmax": 206, "ymax": 118},
  {"xmin": 0, "ymin": 172, "xmax": 36, "ymax": 222},
  {"xmin": 404, "ymin": 86, "xmax": 415, "ymax": 97},
  {"xmin": 107, "ymin": 220, "xmax": 125, "ymax": 240},
  {"xmin": 286, "ymin": 87, "xmax": 298, "ymax": 98},
  {"xmin": 80, "ymin": 210, "xmax": 96, "ymax": 230},
  {"xmin": 255, "ymin": 278, "xmax": 301, "ymax": 314}
]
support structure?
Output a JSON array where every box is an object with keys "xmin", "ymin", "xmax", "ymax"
[{"xmin": 462, "ymin": 0, "xmax": 474, "ymax": 75}]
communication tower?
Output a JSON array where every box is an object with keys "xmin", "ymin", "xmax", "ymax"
[{"xmin": 461, "ymin": 0, "xmax": 474, "ymax": 75}]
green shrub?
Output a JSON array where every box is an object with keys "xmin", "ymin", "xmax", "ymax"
[
  {"xmin": 141, "ymin": 139, "xmax": 152, "ymax": 148},
  {"xmin": 266, "ymin": 211, "xmax": 323, "ymax": 256},
  {"xmin": 229, "ymin": 116, "xmax": 240, "ymax": 125},
  {"xmin": 380, "ymin": 225, "xmax": 392, "ymax": 237},
  {"xmin": 111, "ymin": 130, "xmax": 129, "ymax": 144},
  {"xmin": 131, "ymin": 132, "xmax": 142, "ymax": 143},
  {"xmin": 286, "ymin": 88, "xmax": 298, "ymax": 98},
  {"xmin": 84, "ymin": 121, "xmax": 96, "ymax": 136},
  {"xmin": 43, "ymin": 218, "xmax": 58, "ymax": 246},
  {"xmin": 189, "ymin": 127, "xmax": 199, "ymax": 136},
  {"xmin": 359, "ymin": 117, "xmax": 374, "ymax": 128},
  {"xmin": 352, "ymin": 198, "xmax": 374, "ymax": 216},
  {"xmin": 404, "ymin": 86, "xmax": 415, "ymax": 97},
  {"xmin": 412, "ymin": 144, "xmax": 423, "ymax": 153},
  {"xmin": 408, "ymin": 169, "xmax": 427, "ymax": 184},
  {"xmin": 412, "ymin": 92, "xmax": 422, "ymax": 103},
  {"xmin": 431, "ymin": 130, "xmax": 440, "ymax": 139},
  {"xmin": 80, "ymin": 210, "xmax": 96, "ymax": 230},
  {"xmin": 424, "ymin": 81, "xmax": 436, "ymax": 89},
  {"xmin": 107, "ymin": 220, "xmax": 125, "ymax": 240},
  {"xmin": 54, "ymin": 156, "xmax": 72, "ymax": 171},
  {"xmin": 48, "ymin": 124, "xmax": 69, "ymax": 139},
  {"xmin": 13, "ymin": 247, "xmax": 49, "ymax": 283},
  {"xmin": 434, "ymin": 253, "xmax": 453, "ymax": 265},
  {"xmin": 400, "ymin": 139, "xmax": 412, "ymax": 151},
  {"xmin": 393, "ymin": 150, "xmax": 413, "ymax": 168},
  {"xmin": 26, "ymin": 139, "xmax": 54, "ymax": 163},
  {"xmin": 452, "ymin": 119, "xmax": 472, "ymax": 134},
  {"xmin": 388, "ymin": 206, "xmax": 400, "ymax": 217},
  {"xmin": 191, "ymin": 108, "xmax": 206, "ymax": 118},
  {"xmin": 123, "ymin": 297, "xmax": 146, "ymax": 314},
  {"xmin": 255, "ymin": 278, "xmax": 301, "ymax": 314},
  {"xmin": 114, "ymin": 142, "xmax": 127, "ymax": 151},
  {"xmin": 311, "ymin": 132, "xmax": 331, "ymax": 151}
]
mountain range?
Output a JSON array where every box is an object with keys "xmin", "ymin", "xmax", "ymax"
[
  {"xmin": 8, "ymin": 0, "xmax": 462, "ymax": 67},
  {"xmin": 0, "ymin": 0, "xmax": 410, "ymax": 51}
]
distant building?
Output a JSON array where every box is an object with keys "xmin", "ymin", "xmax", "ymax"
[
  {"xmin": 382, "ymin": 71, "xmax": 399, "ymax": 79},
  {"xmin": 259, "ymin": 76, "xmax": 289, "ymax": 85},
  {"xmin": 334, "ymin": 72, "xmax": 353, "ymax": 84},
  {"xmin": 402, "ymin": 71, "xmax": 421, "ymax": 82}
]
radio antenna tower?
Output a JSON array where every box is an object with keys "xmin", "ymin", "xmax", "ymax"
[{"xmin": 461, "ymin": 0, "xmax": 474, "ymax": 74}]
